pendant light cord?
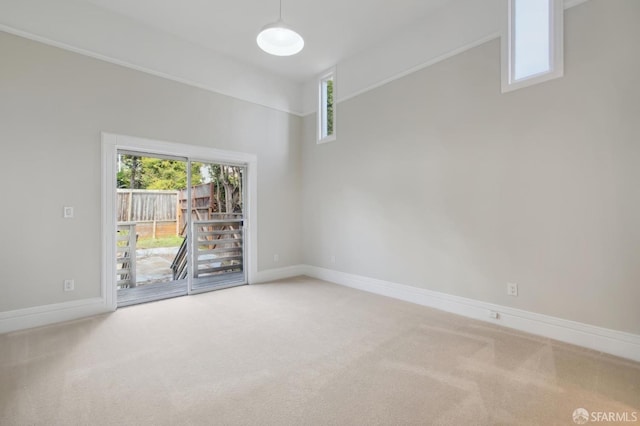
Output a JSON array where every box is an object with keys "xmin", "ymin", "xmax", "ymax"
[{"xmin": 279, "ymin": 0, "xmax": 282, "ymax": 21}]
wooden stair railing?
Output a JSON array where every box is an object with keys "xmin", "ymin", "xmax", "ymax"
[{"xmin": 170, "ymin": 218, "xmax": 243, "ymax": 280}]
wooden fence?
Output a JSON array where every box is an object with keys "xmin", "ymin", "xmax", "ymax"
[
  {"xmin": 177, "ymin": 182, "xmax": 242, "ymax": 232},
  {"xmin": 117, "ymin": 185, "xmax": 243, "ymax": 239},
  {"xmin": 117, "ymin": 189, "xmax": 178, "ymax": 238}
]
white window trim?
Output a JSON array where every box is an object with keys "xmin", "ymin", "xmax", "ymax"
[
  {"xmin": 317, "ymin": 68, "xmax": 337, "ymax": 144},
  {"xmin": 101, "ymin": 132, "xmax": 258, "ymax": 311},
  {"xmin": 501, "ymin": 0, "xmax": 564, "ymax": 93}
]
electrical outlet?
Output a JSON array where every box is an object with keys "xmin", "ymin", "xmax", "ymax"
[
  {"xmin": 330, "ymin": 255, "xmax": 336, "ymax": 264},
  {"xmin": 273, "ymin": 254, "xmax": 279, "ymax": 262},
  {"xmin": 64, "ymin": 279, "xmax": 74, "ymax": 292},
  {"xmin": 489, "ymin": 311, "xmax": 500, "ymax": 319},
  {"xmin": 507, "ymin": 283, "xmax": 518, "ymax": 297},
  {"xmin": 63, "ymin": 206, "xmax": 74, "ymax": 218}
]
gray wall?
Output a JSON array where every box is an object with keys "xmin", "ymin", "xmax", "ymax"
[
  {"xmin": 2, "ymin": 0, "xmax": 639, "ymax": 337},
  {"xmin": 0, "ymin": 32, "xmax": 302, "ymax": 312},
  {"xmin": 302, "ymin": 0, "xmax": 640, "ymax": 334}
]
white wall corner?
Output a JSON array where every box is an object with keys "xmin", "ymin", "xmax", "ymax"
[
  {"xmin": 301, "ymin": 265, "xmax": 640, "ymax": 363},
  {"xmin": 0, "ymin": 298, "xmax": 111, "ymax": 334}
]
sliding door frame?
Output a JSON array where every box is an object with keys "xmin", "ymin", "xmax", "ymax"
[
  {"xmin": 101, "ymin": 132, "xmax": 258, "ymax": 311},
  {"xmin": 187, "ymin": 158, "xmax": 248, "ymax": 295}
]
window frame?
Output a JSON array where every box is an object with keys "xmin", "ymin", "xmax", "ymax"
[
  {"xmin": 317, "ymin": 68, "xmax": 336, "ymax": 144},
  {"xmin": 502, "ymin": 0, "xmax": 564, "ymax": 93},
  {"xmin": 101, "ymin": 133, "xmax": 258, "ymax": 311}
]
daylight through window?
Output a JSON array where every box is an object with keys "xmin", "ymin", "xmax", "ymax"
[
  {"xmin": 318, "ymin": 71, "xmax": 336, "ymax": 143},
  {"xmin": 503, "ymin": 0, "xmax": 563, "ymax": 92}
]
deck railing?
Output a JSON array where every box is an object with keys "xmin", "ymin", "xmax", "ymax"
[
  {"xmin": 116, "ymin": 222, "xmax": 137, "ymax": 288},
  {"xmin": 171, "ymin": 217, "xmax": 244, "ymax": 280},
  {"xmin": 193, "ymin": 219, "xmax": 243, "ymax": 278}
]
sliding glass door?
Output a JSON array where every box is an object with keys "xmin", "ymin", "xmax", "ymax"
[
  {"xmin": 115, "ymin": 152, "xmax": 246, "ymax": 307},
  {"xmin": 189, "ymin": 161, "xmax": 246, "ymax": 293}
]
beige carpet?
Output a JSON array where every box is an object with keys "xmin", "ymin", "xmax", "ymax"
[{"xmin": 1, "ymin": 277, "xmax": 639, "ymax": 425}]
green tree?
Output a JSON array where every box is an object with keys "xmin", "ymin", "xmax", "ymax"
[
  {"xmin": 201, "ymin": 163, "xmax": 243, "ymax": 213},
  {"xmin": 117, "ymin": 155, "xmax": 142, "ymax": 189},
  {"xmin": 117, "ymin": 155, "xmax": 202, "ymax": 190},
  {"xmin": 327, "ymin": 78, "xmax": 334, "ymax": 136}
]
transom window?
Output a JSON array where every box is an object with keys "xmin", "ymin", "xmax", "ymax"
[
  {"xmin": 503, "ymin": 0, "xmax": 564, "ymax": 92},
  {"xmin": 318, "ymin": 70, "xmax": 336, "ymax": 143}
]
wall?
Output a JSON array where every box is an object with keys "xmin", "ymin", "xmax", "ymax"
[
  {"xmin": 300, "ymin": 0, "xmax": 591, "ymax": 115},
  {"xmin": 0, "ymin": 31, "xmax": 302, "ymax": 313},
  {"xmin": 301, "ymin": 0, "xmax": 501, "ymax": 114},
  {"xmin": 301, "ymin": 0, "xmax": 640, "ymax": 335},
  {"xmin": 0, "ymin": 0, "xmax": 304, "ymax": 114}
]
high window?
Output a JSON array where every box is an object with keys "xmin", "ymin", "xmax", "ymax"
[
  {"xmin": 503, "ymin": 0, "xmax": 563, "ymax": 92},
  {"xmin": 318, "ymin": 70, "xmax": 336, "ymax": 143}
]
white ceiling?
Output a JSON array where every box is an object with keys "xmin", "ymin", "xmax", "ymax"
[{"xmin": 80, "ymin": 0, "xmax": 456, "ymax": 82}]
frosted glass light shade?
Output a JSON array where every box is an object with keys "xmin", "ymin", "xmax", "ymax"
[{"xmin": 257, "ymin": 21, "xmax": 304, "ymax": 56}]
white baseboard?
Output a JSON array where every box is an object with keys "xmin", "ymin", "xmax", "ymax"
[
  {"xmin": 302, "ymin": 265, "xmax": 640, "ymax": 363},
  {"xmin": 4, "ymin": 265, "xmax": 638, "ymax": 364},
  {"xmin": 0, "ymin": 298, "xmax": 111, "ymax": 334},
  {"xmin": 253, "ymin": 265, "xmax": 308, "ymax": 284},
  {"xmin": 0, "ymin": 263, "xmax": 306, "ymax": 334}
]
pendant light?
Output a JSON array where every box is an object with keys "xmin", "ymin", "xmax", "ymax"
[{"xmin": 257, "ymin": 0, "xmax": 304, "ymax": 56}]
